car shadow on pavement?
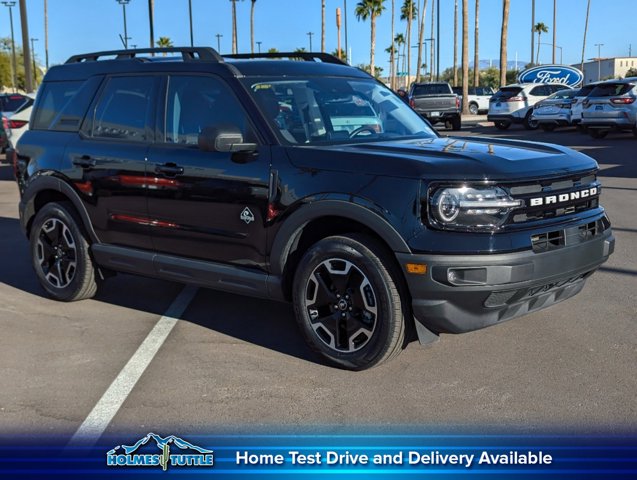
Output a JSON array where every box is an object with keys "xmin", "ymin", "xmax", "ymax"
[
  {"xmin": 0, "ymin": 164, "xmax": 14, "ymax": 182},
  {"xmin": 0, "ymin": 215, "xmax": 322, "ymax": 365}
]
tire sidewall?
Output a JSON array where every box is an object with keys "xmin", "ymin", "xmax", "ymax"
[
  {"xmin": 292, "ymin": 236, "xmax": 401, "ymax": 370},
  {"xmin": 30, "ymin": 203, "xmax": 92, "ymax": 301}
]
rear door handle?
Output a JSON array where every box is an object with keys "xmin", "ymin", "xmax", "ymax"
[
  {"xmin": 72, "ymin": 155, "xmax": 97, "ymax": 168},
  {"xmin": 155, "ymin": 163, "xmax": 184, "ymax": 176}
]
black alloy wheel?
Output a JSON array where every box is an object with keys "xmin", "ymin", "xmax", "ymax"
[
  {"xmin": 293, "ymin": 234, "xmax": 405, "ymax": 370},
  {"xmin": 30, "ymin": 202, "xmax": 98, "ymax": 301}
]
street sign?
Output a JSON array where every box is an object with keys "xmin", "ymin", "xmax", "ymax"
[{"xmin": 397, "ymin": 72, "xmax": 408, "ymax": 77}]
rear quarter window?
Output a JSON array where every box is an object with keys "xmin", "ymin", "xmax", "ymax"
[
  {"xmin": 32, "ymin": 81, "xmax": 83, "ymax": 130},
  {"xmin": 589, "ymin": 83, "xmax": 634, "ymax": 97}
]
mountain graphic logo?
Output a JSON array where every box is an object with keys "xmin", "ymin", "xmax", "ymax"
[{"xmin": 107, "ymin": 433, "xmax": 214, "ymax": 470}]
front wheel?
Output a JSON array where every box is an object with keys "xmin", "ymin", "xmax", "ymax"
[
  {"xmin": 523, "ymin": 110, "xmax": 539, "ymax": 130},
  {"xmin": 30, "ymin": 202, "xmax": 98, "ymax": 301},
  {"xmin": 468, "ymin": 103, "xmax": 479, "ymax": 115},
  {"xmin": 494, "ymin": 121, "xmax": 511, "ymax": 130},
  {"xmin": 292, "ymin": 234, "xmax": 405, "ymax": 370}
]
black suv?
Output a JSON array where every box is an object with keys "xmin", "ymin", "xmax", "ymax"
[{"xmin": 12, "ymin": 47, "xmax": 614, "ymax": 370}]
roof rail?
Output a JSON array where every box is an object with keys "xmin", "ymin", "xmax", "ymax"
[
  {"xmin": 225, "ymin": 52, "xmax": 347, "ymax": 66},
  {"xmin": 65, "ymin": 47, "xmax": 224, "ymax": 64}
]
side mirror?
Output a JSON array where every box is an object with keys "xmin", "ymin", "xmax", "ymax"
[{"xmin": 198, "ymin": 124, "xmax": 257, "ymax": 153}]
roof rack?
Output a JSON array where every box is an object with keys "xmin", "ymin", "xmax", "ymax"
[
  {"xmin": 225, "ymin": 52, "xmax": 347, "ymax": 66},
  {"xmin": 65, "ymin": 47, "xmax": 224, "ymax": 64}
]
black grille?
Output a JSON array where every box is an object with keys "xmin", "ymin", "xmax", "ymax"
[
  {"xmin": 531, "ymin": 218, "xmax": 608, "ymax": 253},
  {"xmin": 505, "ymin": 173, "xmax": 600, "ymax": 225}
]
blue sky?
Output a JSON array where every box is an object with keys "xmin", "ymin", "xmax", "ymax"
[{"xmin": 0, "ymin": 0, "xmax": 634, "ymax": 71}]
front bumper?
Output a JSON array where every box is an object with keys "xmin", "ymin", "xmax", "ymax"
[{"xmin": 396, "ymin": 224, "xmax": 614, "ymax": 335}]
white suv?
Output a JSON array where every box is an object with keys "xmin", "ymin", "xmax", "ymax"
[
  {"xmin": 452, "ymin": 86, "xmax": 495, "ymax": 115},
  {"xmin": 488, "ymin": 83, "xmax": 571, "ymax": 130}
]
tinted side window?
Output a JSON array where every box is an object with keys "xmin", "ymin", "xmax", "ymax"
[
  {"xmin": 92, "ymin": 76, "xmax": 155, "ymax": 142},
  {"xmin": 530, "ymin": 85, "xmax": 550, "ymax": 96},
  {"xmin": 32, "ymin": 82, "xmax": 82, "ymax": 130},
  {"xmin": 165, "ymin": 75, "xmax": 249, "ymax": 145}
]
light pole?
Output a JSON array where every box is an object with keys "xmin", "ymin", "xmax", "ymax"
[
  {"xmin": 215, "ymin": 33, "xmax": 223, "ymax": 52},
  {"xmin": 539, "ymin": 42, "xmax": 562, "ymax": 64},
  {"xmin": 256, "ymin": 41, "xmax": 262, "ymax": 53},
  {"xmin": 594, "ymin": 43, "xmax": 604, "ymax": 81},
  {"xmin": 30, "ymin": 37, "xmax": 38, "ymax": 86},
  {"xmin": 425, "ymin": 37, "xmax": 435, "ymax": 80},
  {"xmin": 307, "ymin": 32, "xmax": 314, "ymax": 52},
  {"xmin": 343, "ymin": 0, "xmax": 348, "ymax": 62},
  {"xmin": 117, "ymin": 0, "xmax": 130, "ymax": 49},
  {"xmin": 2, "ymin": 1, "xmax": 17, "ymax": 92},
  {"xmin": 188, "ymin": 0, "xmax": 193, "ymax": 47}
]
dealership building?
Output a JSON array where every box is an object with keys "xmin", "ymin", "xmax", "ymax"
[{"xmin": 577, "ymin": 56, "xmax": 637, "ymax": 83}]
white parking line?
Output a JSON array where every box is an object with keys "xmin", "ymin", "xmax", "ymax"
[{"xmin": 67, "ymin": 285, "xmax": 199, "ymax": 447}]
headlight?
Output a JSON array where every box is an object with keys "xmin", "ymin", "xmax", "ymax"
[{"xmin": 429, "ymin": 186, "xmax": 522, "ymax": 232}]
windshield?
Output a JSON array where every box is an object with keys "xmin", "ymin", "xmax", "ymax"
[{"xmin": 242, "ymin": 77, "xmax": 436, "ymax": 145}]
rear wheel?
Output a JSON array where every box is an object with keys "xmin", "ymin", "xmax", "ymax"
[
  {"xmin": 523, "ymin": 110, "xmax": 539, "ymax": 130},
  {"xmin": 468, "ymin": 103, "xmax": 479, "ymax": 115},
  {"xmin": 589, "ymin": 129, "xmax": 608, "ymax": 139},
  {"xmin": 30, "ymin": 202, "xmax": 98, "ymax": 301},
  {"xmin": 292, "ymin": 234, "xmax": 405, "ymax": 370},
  {"xmin": 451, "ymin": 116, "xmax": 462, "ymax": 131},
  {"xmin": 541, "ymin": 123, "xmax": 556, "ymax": 132},
  {"xmin": 494, "ymin": 121, "xmax": 511, "ymax": 130},
  {"xmin": 633, "ymin": 127, "xmax": 637, "ymax": 138}
]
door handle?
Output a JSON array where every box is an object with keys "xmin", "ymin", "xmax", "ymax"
[
  {"xmin": 155, "ymin": 163, "xmax": 184, "ymax": 176},
  {"xmin": 72, "ymin": 155, "xmax": 97, "ymax": 168}
]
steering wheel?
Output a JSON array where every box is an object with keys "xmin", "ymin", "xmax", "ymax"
[{"xmin": 349, "ymin": 126, "xmax": 378, "ymax": 138}]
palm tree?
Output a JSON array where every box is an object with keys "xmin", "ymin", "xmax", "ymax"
[
  {"xmin": 534, "ymin": 22, "xmax": 549, "ymax": 64},
  {"xmin": 580, "ymin": 0, "xmax": 591, "ymax": 72},
  {"xmin": 355, "ymin": 0, "xmax": 386, "ymax": 78},
  {"xmin": 156, "ymin": 36, "xmax": 173, "ymax": 56},
  {"xmin": 390, "ymin": 0, "xmax": 395, "ymax": 89},
  {"xmin": 461, "ymin": 0, "xmax": 469, "ymax": 113},
  {"xmin": 400, "ymin": 0, "xmax": 417, "ymax": 83},
  {"xmin": 415, "ymin": 0, "xmax": 428, "ymax": 83},
  {"xmin": 230, "ymin": 0, "xmax": 243, "ymax": 54},
  {"xmin": 429, "ymin": 0, "xmax": 435, "ymax": 80},
  {"xmin": 453, "ymin": 0, "xmax": 458, "ymax": 86},
  {"xmin": 499, "ymin": 0, "xmax": 510, "ymax": 87},
  {"xmin": 250, "ymin": 0, "xmax": 257, "ymax": 54},
  {"xmin": 394, "ymin": 33, "xmax": 405, "ymax": 74},
  {"xmin": 552, "ymin": 0, "xmax": 556, "ymax": 64},
  {"xmin": 473, "ymin": 0, "xmax": 479, "ymax": 86},
  {"xmin": 267, "ymin": 47, "xmax": 279, "ymax": 53},
  {"xmin": 321, "ymin": 0, "xmax": 326, "ymax": 52}
]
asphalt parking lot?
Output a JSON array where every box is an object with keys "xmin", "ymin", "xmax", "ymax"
[{"xmin": 0, "ymin": 123, "xmax": 635, "ymax": 441}]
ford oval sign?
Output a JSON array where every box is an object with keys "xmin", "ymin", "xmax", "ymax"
[{"xmin": 518, "ymin": 65, "xmax": 584, "ymax": 87}]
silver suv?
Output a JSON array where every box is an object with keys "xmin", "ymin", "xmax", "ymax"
[
  {"xmin": 581, "ymin": 78, "xmax": 637, "ymax": 139},
  {"xmin": 488, "ymin": 83, "xmax": 571, "ymax": 130}
]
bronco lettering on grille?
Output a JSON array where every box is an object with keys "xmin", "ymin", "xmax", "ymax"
[{"xmin": 529, "ymin": 187, "xmax": 598, "ymax": 207}]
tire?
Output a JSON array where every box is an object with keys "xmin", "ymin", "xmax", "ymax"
[
  {"xmin": 468, "ymin": 103, "xmax": 479, "ymax": 115},
  {"xmin": 541, "ymin": 123, "xmax": 556, "ymax": 132},
  {"xmin": 633, "ymin": 127, "xmax": 637, "ymax": 138},
  {"xmin": 589, "ymin": 129, "xmax": 608, "ymax": 139},
  {"xmin": 30, "ymin": 201, "xmax": 98, "ymax": 302},
  {"xmin": 523, "ymin": 110, "xmax": 539, "ymax": 130},
  {"xmin": 451, "ymin": 116, "xmax": 462, "ymax": 131},
  {"xmin": 292, "ymin": 234, "xmax": 405, "ymax": 370},
  {"xmin": 577, "ymin": 124, "xmax": 588, "ymax": 133},
  {"xmin": 494, "ymin": 121, "xmax": 511, "ymax": 130}
]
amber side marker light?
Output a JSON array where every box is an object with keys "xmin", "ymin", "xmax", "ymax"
[{"xmin": 406, "ymin": 263, "xmax": 427, "ymax": 275}]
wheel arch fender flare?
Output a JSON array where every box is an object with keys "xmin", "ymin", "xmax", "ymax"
[
  {"xmin": 21, "ymin": 175, "xmax": 99, "ymax": 243},
  {"xmin": 269, "ymin": 200, "xmax": 411, "ymax": 276}
]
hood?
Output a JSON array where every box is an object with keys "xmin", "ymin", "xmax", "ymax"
[{"xmin": 285, "ymin": 136, "xmax": 598, "ymax": 182}]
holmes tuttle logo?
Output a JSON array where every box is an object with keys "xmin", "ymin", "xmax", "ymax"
[
  {"xmin": 518, "ymin": 65, "xmax": 584, "ymax": 88},
  {"xmin": 107, "ymin": 433, "xmax": 214, "ymax": 471}
]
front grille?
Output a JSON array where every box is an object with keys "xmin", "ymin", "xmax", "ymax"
[
  {"xmin": 531, "ymin": 218, "xmax": 610, "ymax": 253},
  {"xmin": 505, "ymin": 172, "xmax": 600, "ymax": 226}
]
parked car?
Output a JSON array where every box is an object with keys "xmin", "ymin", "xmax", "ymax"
[
  {"xmin": 581, "ymin": 78, "xmax": 637, "ymax": 138},
  {"xmin": 13, "ymin": 47, "xmax": 614, "ymax": 370},
  {"xmin": 0, "ymin": 93, "xmax": 34, "ymax": 117},
  {"xmin": 531, "ymin": 88, "xmax": 579, "ymax": 131},
  {"xmin": 452, "ymin": 86, "xmax": 495, "ymax": 115},
  {"xmin": 409, "ymin": 82, "xmax": 461, "ymax": 130},
  {"xmin": 570, "ymin": 82, "xmax": 601, "ymax": 130},
  {"xmin": 488, "ymin": 83, "xmax": 572, "ymax": 130},
  {"xmin": 5, "ymin": 104, "xmax": 33, "ymax": 149}
]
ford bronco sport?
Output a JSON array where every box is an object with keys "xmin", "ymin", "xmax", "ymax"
[{"xmin": 11, "ymin": 48, "xmax": 615, "ymax": 370}]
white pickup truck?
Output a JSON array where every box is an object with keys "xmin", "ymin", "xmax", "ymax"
[{"xmin": 452, "ymin": 86, "xmax": 495, "ymax": 115}]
